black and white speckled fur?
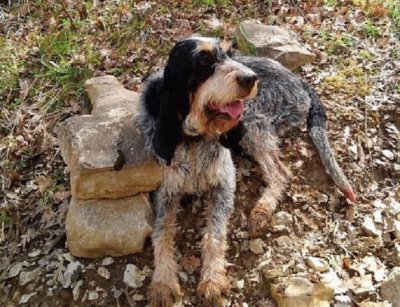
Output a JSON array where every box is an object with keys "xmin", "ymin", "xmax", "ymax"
[
  {"xmin": 138, "ymin": 69, "xmax": 237, "ymax": 238},
  {"xmin": 220, "ymin": 55, "xmax": 356, "ymax": 234},
  {"xmin": 139, "ymin": 37, "xmax": 257, "ymax": 306},
  {"xmin": 138, "ymin": 36, "xmax": 356, "ymax": 305}
]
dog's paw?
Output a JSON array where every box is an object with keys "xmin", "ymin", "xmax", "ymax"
[
  {"xmin": 249, "ymin": 203, "xmax": 274, "ymax": 237},
  {"xmin": 197, "ymin": 276, "xmax": 230, "ymax": 307},
  {"xmin": 147, "ymin": 281, "xmax": 182, "ymax": 307}
]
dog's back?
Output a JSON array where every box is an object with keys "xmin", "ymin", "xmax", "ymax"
[
  {"xmin": 232, "ymin": 55, "xmax": 356, "ymax": 220},
  {"xmin": 234, "ymin": 56, "xmax": 311, "ymax": 135}
]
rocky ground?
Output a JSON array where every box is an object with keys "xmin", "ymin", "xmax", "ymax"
[{"xmin": 0, "ymin": 1, "xmax": 399, "ymax": 306}]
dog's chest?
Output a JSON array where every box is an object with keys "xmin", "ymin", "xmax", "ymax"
[{"xmin": 162, "ymin": 140, "xmax": 230, "ymax": 195}]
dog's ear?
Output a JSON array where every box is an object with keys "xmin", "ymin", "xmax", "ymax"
[
  {"xmin": 219, "ymin": 122, "xmax": 246, "ymax": 151},
  {"xmin": 152, "ymin": 40, "xmax": 195, "ymax": 165}
]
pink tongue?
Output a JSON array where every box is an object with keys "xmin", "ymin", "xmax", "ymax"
[{"xmin": 215, "ymin": 100, "xmax": 244, "ymax": 119}]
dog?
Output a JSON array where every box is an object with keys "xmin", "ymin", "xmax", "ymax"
[
  {"xmin": 138, "ymin": 36, "xmax": 356, "ymax": 306},
  {"xmin": 139, "ymin": 37, "xmax": 258, "ymax": 306},
  {"xmin": 220, "ymin": 55, "xmax": 357, "ymax": 235}
]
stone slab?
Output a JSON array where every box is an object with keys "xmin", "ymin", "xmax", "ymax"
[
  {"xmin": 65, "ymin": 194, "xmax": 153, "ymax": 258},
  {"xmin": 85, "ymin": 75, "xmax": 140, "ymax": 115},
  {"xmin": 235, "ymin": 20, "xmax": 316, "ymax": 71},
  {"xmin": 56, "ymin": 78, "xmax": 162, "ymax": 200},
  {"xmin": 381, "ymin": 267, "xmax": 400, "ymax": 307}
]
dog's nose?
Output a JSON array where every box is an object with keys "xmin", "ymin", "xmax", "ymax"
[{"xmin": 237, "ymin": 74, "xmax": 257, "ymax": 89}]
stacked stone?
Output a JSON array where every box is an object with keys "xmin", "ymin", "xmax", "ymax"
[{"xmin": 56, "ymin": 76, "xmax": 161, "ymax": 258}]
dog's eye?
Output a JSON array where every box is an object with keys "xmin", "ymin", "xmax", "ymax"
[
  {"xmin": 226, "ymin": 48, "xmax": 233, "ymax": 57},
  {"xmin": 199, "ymin": 53, "xmax": 215, "ymax": 67}
]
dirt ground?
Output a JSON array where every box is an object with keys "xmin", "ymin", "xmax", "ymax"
[{"xmin": 0, "ymin": 1, "xmax": 399, "ymax": 306}]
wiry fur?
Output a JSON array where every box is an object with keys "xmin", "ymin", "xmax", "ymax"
[
  {"xmin": 139, "ymin": 37, "xmax": 257, "ymax": 306},
  {"xmin": 223, "ymin": 55, "xmax": 357, "ymax": 235},
  {"xmin": 138, "ymin": 36, "xmax": 356, "ymax": 305}
]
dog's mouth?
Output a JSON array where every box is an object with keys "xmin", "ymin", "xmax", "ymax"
[{"xmin": 205, "ymin": 99, "xmax": 245, "ymax": 121}]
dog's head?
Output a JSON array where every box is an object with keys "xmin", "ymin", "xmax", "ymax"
[{"xmin": 152, "ymin": 37, "xmax": 258, "ymax": 164}]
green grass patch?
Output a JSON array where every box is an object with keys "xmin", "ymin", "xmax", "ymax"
[
  {"xmin": 193, "ymin": 0, "xmax": 231, "ymax": 7},
  {"xmin": 324, "ymin": 0, "xmax": 337, "ymax": 7},
  {"xmin": 387, "ymin": 1, "xmax": 400, "ymax": 38},
  {"xmin": 38, "ymin": 28, "xmax": 81, "ymax": 61},
  {"xmin": 321, "ymin": 59, "xmax": 372, "ymax": 98},
  {"xmin": 198, "ymin": 22, "xmax": 224, "ymax": 38},
  {"xmin": 363, "ymin": 21, "xmax": 381, "ymax": 38},
  {"xmin": 320, "ymin": 32, "xmax": 355, "ymax": 56},
  {"xmin": 0, "ymin": 40, "xmax": 27, "ymax": 100},
  {"xmin": 358, "ymin": 50, "xmax": 374, "ymax": 60}
]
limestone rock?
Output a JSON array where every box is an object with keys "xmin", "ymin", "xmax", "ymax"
[
  {"xmin": 60, "ymin": 261, "xmax": 83, "ymax": 289},
  {"xmin": 19, "ymin": 293, "xmax": 37, "ymax": 304},
  {"xmin": 57, "ymin": 113, "xmax": 161, "ymax": 199},
  {"xmin": 360, "ymin": 302, "xmax": 392, "ymax": 307},
  {"xmin": 249, "ymin": 238, "xmax": 265, "ymax": 254},
  {"xmin": 381, "ymin": 267, "xmax": 400, "ymax": 307},
  {"xmin": 19, "ymin": 268, "xmax": 41, "ymax": 286},
  {"xmin": 123, "ymin": 264, "xmax": 144, "ymax": 288},
  {"xmin": 101, "ymin": 257, "xmax": 114, "ymax": 266},
  {"xmin": 65, "ymin": 194, "xmax": 153, "ymax": 258},
  {"xmin": 235, "ymin": 20, "xmax": 316, "ymax": 70},
  {"xmin": 270, "ymin": 276, "xmax": 333, "ymax": 307},
  {"xmin": 84, "ymin": 75, "xmax": 140, "ymax": 115},
  {"xmin": 271, "ymin": 211, "xmax": 293, "ymax": 232},
  {"xmin": 306, "ymin": 256, "xmax": 329, "ymax": 272},
  {"xmin": 8, "ymin": 262, "xmax": 23, "ymax": 278},
  {"xmin": 272, "ymin": 211, "xmax": 293, "ymax": 227},
  {"xmin": 56, "ymin": 75, "xmax": 162, "ymax": 200},
  {"xmin": 362, "ymin": 216, "xmax": 381, "ymax": 237}
]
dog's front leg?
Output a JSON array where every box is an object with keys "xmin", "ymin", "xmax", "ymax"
[
  {"xmin": 148, "ymin": 187, "xmax": 182, "ymax": 307},
  {"xmin": 197, "ymin": 179, "xmax": 235, "ymax": 306}
]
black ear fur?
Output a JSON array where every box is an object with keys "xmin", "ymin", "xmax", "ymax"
[
  {"xmin": 151, "ymin": 40, "xmax": 197, "ymax": 165},
  {"xmin": 219, "ymin": 122, "xmax": 246, "ymax": 152}
]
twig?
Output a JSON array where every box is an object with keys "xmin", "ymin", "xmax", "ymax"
[
  {"xmin": 122, "ymin": 287, "xmax": 135, "ymax": 307},
  {"xmin": 289, "ymin": 0, "xmax": 311, "ymax": 24},
  {"xmin": 59, "ymin": 0, "xmax": 75, "ymax": 28}
]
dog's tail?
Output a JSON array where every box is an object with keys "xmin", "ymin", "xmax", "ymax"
[{"xmin": 305, "ymin": 84, "xmax": 357, "ymax": 202}]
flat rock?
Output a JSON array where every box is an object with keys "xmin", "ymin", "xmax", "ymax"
[
  {"xmin": 85, "ymin": 75, "xmax": 140, "ymax": 115},
  {"xmin": 234, "ymin": 20, "xmax": 316, "ymax": 70},
  {"xmin": 350, "ymin": 274, "xmax": 375, "ymax": 296},
  {"xmin": 56, "ymin": 76, "xmax": 162, "ymax": 200},
  {"xmin": 382, "ymin": 149, "xmax": 395, "ymax": 161},
  {"xmin": 360, "ymin": 302, "xmax": 392, "ymax": 307},
  {"xmin": 270, "ymin": 276, "xmax": 333, "ymax": 307},
  {"xmin": 19, "ymin": 293, "xmax": 37, "ymax": 304},
  {"xmin": 249, "ymin": 238, "xmax": 265, "ymax": 254},
  {"xmin": 306, "ymin": 256, "xmax": 329, "ymax": 272},
  {"xmin": 271, "ymin": 211, "xmax": 293, "ymax": 227},
  {"xmin": 97, "ymin": 266, "xmax": 110, "ymax": 279},
  {"xmin": 19, "ymin": 267, "xmax": 41, "ymax": 286},
  {"xmin": 101, "ymin": 257, "xmax": 114, "ymax": 266},
  {"xmin": 362, "ymin": 216, "xmax": 382, "ymax": 237},
  {"xmin": 88, "ymin": 291, "xmax": 99, "ymax": 301},
  {"xmin": 123, "ymin": 264, "xmax": 144, "ymax": 288},
  {"xmin": 8, "ymin": 262, "xmax": 23, "ymax": 278},
  {"xmin": 381, "ymin": 267, "xmax": 400, "ymax": 307},
  {"xmin": 60, "ymin": 261, "xmax": 83, "ymax": 289},
  {"xmin": 65, "ymin": 194, "xmax": 153, "ymax": 258},
  {"xmin": 271, "ymin": 211, "xmax": 293, "ymax": 232}
]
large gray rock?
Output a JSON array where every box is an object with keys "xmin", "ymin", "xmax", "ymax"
[
  {"xmin": 381, "ymin": 267, "xmax": 400, "ymax": 307},
  {"xmin": 65, "ymin": 194, "xmax": 153, "ymax": 258},
  {"xmin": 56, "ymin": 76, "xmax": 162, "ymax": 200},
  {"xmin": 235, "ymin": 20, "xmax": 316, "ymax": 70}
]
